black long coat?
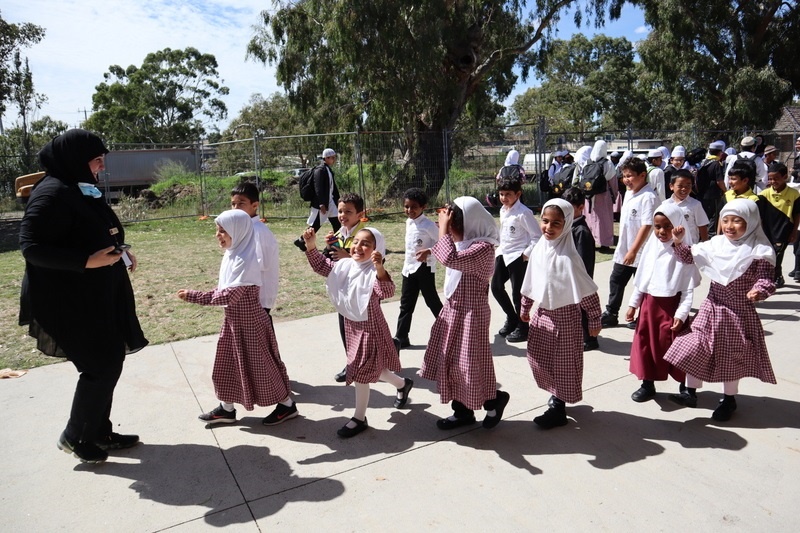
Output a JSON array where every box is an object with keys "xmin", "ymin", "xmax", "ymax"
[
  {"xmin": 310, "ymin": 163, "xmax": 340, "ymax": 208},
  {"xmin": 18, "ymin": 176, "xmax": 148, "ymax": 359}
]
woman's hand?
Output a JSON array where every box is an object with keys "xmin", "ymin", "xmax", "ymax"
[
  {"xmin": 86, "ymin": 246, "xmax": 121, "ymax": 269},
  {"xmin": 126, "ymin": 250, "xmax": 138, "ymax": 273}
]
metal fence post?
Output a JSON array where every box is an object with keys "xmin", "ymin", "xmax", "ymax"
[
  {"xmin": 442, "ymin": 129, "xmax": 451, "ymax": 203},
  {"xmin": 354, "ymin": 129, "xmax": 366, "ymax": 208}
]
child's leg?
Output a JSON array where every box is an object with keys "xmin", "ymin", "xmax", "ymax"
[
  {"xmin": 713, "ymin": 380, "xmax": 739, "ymax": 421},
  {"xmin": 491, "ymin": 256, "xmax": 517, "ymax": 330},
  {"xmin": 348, "ymin": 382, "xmax": 371, "ymax": 426},
  {"xmin": 605, "ymin": 263, "xmax": 636, "ymax": 318},
  {"xmin": 774, "ymin": 244, "xmax": 786, "ymax": 281},
  {"xmin": 379, "ymin": 368, "xmax": 405, "ymax": 389},
  {"xmin": 395, "ymin": 274, "xmax": 420, "ymax": 341},
  {"xmin": 418, "ymin": 265, "xmax": 443, "ymax": 318},
  {"xmin": 508, "ymin": 256, "xmax": 527, "ymax": 322}
]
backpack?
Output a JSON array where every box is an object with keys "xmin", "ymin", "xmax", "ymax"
[
  {"xmin": 499, "ymin": 164, "xmax": 522, "ymax": 182},
  {"xmin": 298, "ymin": 166, "xmax": 317, "ymax": 202},
  {"xmin": 696, "ymin": 158, "xmax": 719, "ymax": 199},
  {"xmin": 579, "ymin": 157, "xmax": 608, "ymax": 198},
  {"xmin": 734, "ymin": 153, "xmax": 758, "ymax": 181},
  {"xmin": 551, "ymin": 164, "xmax": 575, "ymax": 196},
  {"xmin": 538, "ymin": 168, "xmax": 552, "ymax": 194}
]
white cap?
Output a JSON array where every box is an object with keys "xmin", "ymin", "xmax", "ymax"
[
  {"xmin": 610, "ymin": 151, "xmax": 620, "ymax": 158},
  {"xmin": 708, "ymin": 140, "xmax": 725, "ymax": 150},
  {"xmin": 725, "ymin": 147, "xmax": 737, "ymax": 156},
  {"xmin": 740, "ymin": 136, "xmax": 755, "ymax": 147},
  {"xmin": 671, "ymin": 145, "xmax": 686, "ymax": 158},
  {"xmin": 647, "ymin": 148, "xmax": 663, "ymax": 158},
  {"xmin": 322, "ymin": 148, "xmax": 337, "ymax": 158},
  {"xmin": 555, "ymin": 150, "xmax": 569, "ymax": 157},
  {"xmin": 637, "ymin": 154, "xmax": 648, "ymax": 160}
]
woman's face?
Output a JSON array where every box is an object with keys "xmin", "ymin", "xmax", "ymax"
[
  {"xmin": 215, "ymin": 224, "xmax": 233, "ymax": 249},
  {"xmin": 88, "ymin": 154, "xmax": 105, "ymax": 178}
]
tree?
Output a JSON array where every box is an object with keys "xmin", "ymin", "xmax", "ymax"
[
  {"xmin": 247, "ymin": 0, "xmax": 611, "ymax": 198},
  {"xmin": 628, "ymin": 0, "xmax": 799, "ymax": 130},
  {"xmin": 85, "ymin": 47, "xmax": 229, "ymax": 144},
  {"xmin": 0, "ymin": 115, "xmax": 68, "ymax": 186},
  {"xmin": 0, "ymin": 10, "xmax": 45, "ymax": 134}
]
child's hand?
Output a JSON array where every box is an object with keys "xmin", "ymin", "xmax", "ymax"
[
  {"xmin": 331, "ymin": 247, "xmax": 349, "ymax": 261},
  {"xmin": 302, "ymin": 227, "xmax": 317, "ymax": 248},
  {"xmin": 670, "ymin": 317, "xmax": 684, "ymax": 331},
  {"xmin": 746, "ymin": 288, "xmax": 764, "ymax": 302},
  {"xmin": 520, "ymin": 311, "xmax": 530, "ymax": 324},
  {"xmin": 437, "ymin": 206, "xmax": 453, "ymax": 233},
  {"xmin": 589, "ymin": 326, "xmax": 602, "ymax": 337},
  {"xmin": 622, "ymin": 250, "xmax": 637, "ymax": 266},
  {"xmin": 371, "ymin": 250, "xmax": 384, "ymax": 267},
  {"xmin": 415, "ymin": 248, "xmax": 431, "ymax": 262},
  {"xmin": 324, "ymin": 231, "xmax": 337, "ymax": 246},
  {"xmin": 673, "ymin": 225, "xmax": 685, "ymax": 244},
  {"xmin": 625, "ymin": 306, "xmax": 636, "ymax": 323},
  {"xmin": 177, "ymin": 289, "xmax": 189, "ymax": 301}
]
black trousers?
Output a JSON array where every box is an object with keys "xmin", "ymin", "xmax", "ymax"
[
  {"xmin": 606, "ymin": 262, "xmax": 637, "ymax": 316},
  {"xmin": 774, "ymin": 243, "xmax": 786, "ymax": 278},
  {"xmin": 65, "ymin": 351, "xmax": 125, "ymax": 442},
  {"xmin": 395, "ymin": 264, "xmax": 443, "ymax": 340},
  {"xmin": 491, "ymin": 255, "xmax": 527, "ymax": 323},
  {"xmin": 310, "ymin": 210, "xmax": 342, "ymax": 233},
  {"xmin": 701, "ymin": 196, "xmax": 723, "ymax": 237}
]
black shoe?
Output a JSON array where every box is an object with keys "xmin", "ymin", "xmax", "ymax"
[
  {"xmin": 533, "ymin": 407, "xmax": 568, "ymax": 429},
  {"xmin": 393, "ymin": 337, "xmax": 410, "ymax": 351},
  {"xmin": 199, "ymin": 404, "xmax": 237, "ymax": 425},
  {"xmin": 668, "ymin": 391, "xmax": 698, "ymax": 408},
  {"xmin": 498, "ymin": 320, "xmax": 517, "ymax": 337},
  {"xmin": 334, "ymin": 366, "xmax": 347, "ymax": 383},
  {"xmin": 775, "ymin": 276, "xmax": 785, "ymax": 288},
  {"xmin": 293, "ymin": 237, "xmax": 307, "ymax": 252},
  {"xmin": 631, "ymin": 383, "xmax": 656, "ymax": 402},
  {"xmin": 583, "ymin": 338, "xmax": 600, "ymax": 351},
  {"xmin": 600, "ymin": 312, "xmax": 619, "ymax": 328},
  {"xmin": 506, "ymin": 325, "xmax": 529, "ymax": 343},
  {"xmin": 58, "ymin": 432, "xmax": 108, "ymax": 464},
  {"xmin": 337, "ymin": 417, "xmax": 368, "ymax": 438},
  {"xmin": 483, "ymin": 390, "xmax": 510, "ymax": 429},
  {"xmin": 262, "ymin": 402, "xmax": 299, "ymax": 425},
  {"xmin": 712, "ymin": 396, "xmax": 737, "ymax": 421},
  {"xmin": 626, "ymin": 320, "xmax": 638, "ymax": 330},
  {"xmin": 597, "ymin": 246, "xmax": 614, "ymax": 254},
  {"xmin": 394, "ymin": 378, "xmax": 414, "ymax": 408},
  {"xmin": 94, "ymin": 432, "xmax": 140, "ymax": 451},
  {"xmin": 436, "ymin": 415, "xmax": 477, "ymax": 430}
]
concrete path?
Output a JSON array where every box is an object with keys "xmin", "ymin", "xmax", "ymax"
[{"xmin": 2, "ymin": 252, "xmax": 799, "ymax": 532}]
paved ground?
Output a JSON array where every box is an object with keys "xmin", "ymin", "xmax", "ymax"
[{"xmin": 2, "ymin": 252, "xmax": 799, "ymax": 532}]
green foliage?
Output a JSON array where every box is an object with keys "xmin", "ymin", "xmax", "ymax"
[
  {"xmin": 0, "ymin": 116, "xmax": 68, "ymax": 190},
  {"xmin": 84, "ymin": 47, "xmax": 229, "ymax": 143},
  {"xmin": 0, "ymin": 10, "xmax": 44, "ymax": 118}
]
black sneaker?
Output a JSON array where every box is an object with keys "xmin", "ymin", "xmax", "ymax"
[
  {"xmin": 95, "ymin": 432, "xmax": 140, "ymax": 451},
  {"xmin": 712, "ymin": 396, "xmax": 737, "ymax": 421},
  {"xmin": 498, "ymin": 320, "xmax": 517, "ymax": 337},
  {"xmin": 199, "ymin": 404, "xmax": 237, "ymax": 425},
  {"xmin": 393, "ymin": 337, "xmax": 410, "ymax": 351},
  {"xmin": 58, "ymin": 432, "xmax": 108, "ymax": 464},
  {"xmin": 533, "ymin": 407, "xmax": 568, "ymax": 429},
  {"xmin": 334, "ymin": 366, "xmax": 347, "ymax": 383},
  {"xmin": 262, "ymin": 402, "xmax": 299, "ymax": 426},
  {"xmin": 293, "ymin": 237, "xmax": 307, "ymax": 252},
  {"xmin": 600, "ymin": 312, "xmax": 619, "ymax": 328},
  {"xmin": 506, "ymin": 325, "xmax": 529, "ymax": 343},
  {"xmin": 775, "ymin": 276, "xmax": 785, "ymax": 288}
]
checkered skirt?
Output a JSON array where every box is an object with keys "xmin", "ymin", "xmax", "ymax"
[
  {"xmin": 420, "ymin": 238, "xmax": 498, "ymax": 410},
  {"xmin": 185, "ymin": 285, "xmax": 291, "ymax": 410}
]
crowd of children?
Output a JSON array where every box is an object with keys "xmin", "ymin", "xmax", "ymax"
[{"xmin": 169, "ymin": 139, "xmax": 796, "ymax": 446}]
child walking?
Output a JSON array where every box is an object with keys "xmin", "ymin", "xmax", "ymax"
[
  {"xmin": 302, "ymin": 225, "xmax": 412, "ymax": 438},
  {"xmin": 665, "ymin": 199, "xmax": 777, "ymax": 421},
  {"xmin": 178, "ymin": 210, "xmax": 297, "ymax": 426},
  {"xmin": 420, "ymin": 197, "xmax": 510, "ymax": 430},
  {"xmin": 520, "ymin": 199, "xmax": 602, "ymax": 429},
  {"xmin": 563, "ymin": 187, "xmax": 598, "ymax": 351},
  {"xmin": 626, "ymin": 203, "xmax": 700, "ymax": 403},
  {"xmin": 492, "ymin": 176, "xmax": 542, "ymax": 343},
  {"xmin": 393, "ymin": 188, "xmax": 443, "ymax": 350}
]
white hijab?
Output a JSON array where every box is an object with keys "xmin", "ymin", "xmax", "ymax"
[
  {"xmin": 692, "ymin": 199, "xmax": 775, "ymax": 286},
  {"xmin": 505, "ymin": 149, "xmax": 520, "ymax": 166},
  {"xmin": 575, "ymin": 146, "xmax": 592, "ymax": 169},
  {"xmin": 216, "ymin": 209, "xmax": 262, "ymax": 290},
  {"xmin": 633, "ymin": 203, "xmax": 700, "ymax": 297},
  {"xmin": 326, "ymin": 227, "xmax": 385, "ymax": 322},
  {"xmin": 616, "ymin": 150, "xmax": 633, "ymax": 170},
  {"xmin": 520, "ymin": 199, "xmax": 598, "ymax": 310},
  {"xmin": 443, "ymin": 196, "xmax": 500, "ymax": 298},
  {"xmin": 590, "ymin": 140, "xmax": 607, "ymax": 162}
]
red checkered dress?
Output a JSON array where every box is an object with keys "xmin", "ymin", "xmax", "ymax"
[
  {"xmin": 185, "ymin": 285, "xmax": 291, "ymax": 410},
  {"xmin": 521, "ymin": 293, "xmax": 601, "ymax": 404},
  {"xmin": 419, "ymin": 236, "xmax": 497, "ymax": 410},
  {"xmin": 306, "ymin": 250, "xmax": 401, "ymax": 384},
  {"xmin": 663, "ymin": 244, "xmax": 777, "ymax": 384}
]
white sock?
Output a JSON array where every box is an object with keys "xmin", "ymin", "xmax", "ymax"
[
  {"xmin": 279, "ymin": 396, "xmax": 293, "ymax": 407},
  {"xmin": 486, "ymin": 409, "xmax": 497, "ymax": 417},
  {"xmin": 221, "ymin": 402, "xmax": 235, "ymax": 412},
  {"xmin": 380, "ymin": 368, "xmax": 405, "ymax": 389},
  {"xmin": 348, "ymin": 382, "xmax": 370, "ymax": 428}
]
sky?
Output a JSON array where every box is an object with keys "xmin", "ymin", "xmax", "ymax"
[{"xmin": 3, "ymin": 1, "xmax": 645, "ymax": 133}]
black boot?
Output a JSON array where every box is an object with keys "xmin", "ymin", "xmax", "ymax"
[
  {"xmin": 631, "ymin": 380, "xmax": 656, "ymax": 402},
  {"xmin": 712, "ymin": 395, "xmax": 737, "ymax": 421},
  {"xmin": 533, "ymin": 396, "xmax": 568, "ymax": 429}
]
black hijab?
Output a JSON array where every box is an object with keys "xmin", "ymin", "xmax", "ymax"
[{"xmin": 38, "ymin": 129, "xmax": 109, "ymax": 184}]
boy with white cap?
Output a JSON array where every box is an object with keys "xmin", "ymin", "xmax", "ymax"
[
  {"xmin": 725, "ymin": 136, "xmax": 767, "ymax": 192},
  {"xmin": 646, "ymin": 149, "xmax": 667, "ymax": 203},
  {"xmin": 294, "ymin": 148, "xmax": 341, "ymax": 251}
]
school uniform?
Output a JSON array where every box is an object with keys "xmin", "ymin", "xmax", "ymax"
[
  {"xmin": 520, "ymin": 199, "xmax": 601, "ymax": 405},
  {"xmin": 628, "ymin": 204, "xmax": 700, "ymax": 384},
  {"xmin": 606, "ymin": 184, "xmax": 659, "ymax": 317},
  {"xmin": 396, "ymin": 214, "xmax": 442, "ymax": 341},
  {"xmin": 663, "ymin": 195, "xmax": 710, "ymax": 243},
  {"xmin": 251, "ymin": 215, "xmax": 279, "ymax": 311},
  {"xmin": 760, "ymin": 186, "xmax": 800, "ymax": 279},
  {"xmin": 584, "ymin": 141, "xmax": 616, "ymax": 247},
  {"xmin": 664, "ymin": 200, "xmax": 777, "ymax": 388}
]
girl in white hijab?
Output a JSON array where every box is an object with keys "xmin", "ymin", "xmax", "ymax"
[
  {"xmin": 664, "ymin": 199, "xmax": 777, "ymax": 421},
  {"xmin": 519, "ymin": 199, "xmax": 602, "ymax": 429},
  {"xmin": 178, "ymin": 209, "xmax": 295, "ymax": 427},
  {"xmin": 626, "ymin": 203, "xmax": 701, "ymax": 403},
  {"xmin": 420, "ymin": 196, "xmax": 510, "ymax": 430},
  {"xmin": 302, "ymin": 225, "xmax": 410, "ymax": 438}
]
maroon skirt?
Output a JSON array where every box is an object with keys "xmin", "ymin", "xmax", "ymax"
[{"xmin": 629, "ymin": 293, "xmax": 686, "ymax": 383}]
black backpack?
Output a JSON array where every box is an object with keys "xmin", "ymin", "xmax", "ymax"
[
  {"xmin": 298, "ymin": 166, "xmax": 317, "ymax": 202},
  {"xmin": 499, "ymin": 164, "xmax": 522, "ymax": 181},
  {"xmin": 696, "ymin": 158, "xmax": 719, "ymax": 199},
  {"xmin": 734, "ymin": 153, "xmax": 758, "ymax": 180},
  {"xmin": 538, "ymin": 168, "xmax": 552, "ymax": 194},
  {"xmin": 579, "ymin": 157, "xmax": 608, "ymax": 198},
  {"xmin": 551, "ymin": 164, "xmax": 575, "ymax": 196}
]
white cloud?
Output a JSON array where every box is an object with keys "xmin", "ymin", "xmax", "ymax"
[
  {"xmin": 634, "ymin": 25, "xmax": 648, "ymax": 34},
  {"xmin": 2, "ymin": 0, "xmax": 280, "ymax": 130}
]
